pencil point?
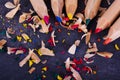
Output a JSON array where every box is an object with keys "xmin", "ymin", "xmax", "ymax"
[
  {"xmin": 86, "ymin": 19, "xmax": 91, "ymax": 26},
  {"xmin": 44, "ymin": 16, "xmax": 49, "ymax": 24},
  {"xmin": 103, "ymin": 38, "xmax": 112, "ymax": 45},
  {"xmin": 56, "ymin": 16, "xmax": 62, "ymax": 22},
  {"xmin": 95, "ymin": 28, "xmax": 102, "ymax": 34},
  {"xmin": 67, "ymin": 13, "xmax": 73, "ymax": 20}
]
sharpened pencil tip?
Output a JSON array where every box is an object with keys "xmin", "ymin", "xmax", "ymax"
[
  {"xmin": 95, "ymin": 28, "xmax": 102, "ymax": 34},
  {"xmin": 103, "ymin": 38, "xmax": 112, "ymax": 45},
  {"xmin": 67, "ymin": 13, "xmax": 73, "ymax": 20},
  {"xmin": 44, "ymin": 16, "xmax": 49, "ymax": 24},
  {"xmin": 86, "ymin": 19, "xmax": 91, "ymax": 26},
  {"xmin": 56, "ymin": 16, "xmax": 62, "ymax": 22}
]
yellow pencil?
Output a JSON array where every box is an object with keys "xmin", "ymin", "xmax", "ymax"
[{"xmin": 65, "ymin": 0, "xmax": 78, "ymax": 20}]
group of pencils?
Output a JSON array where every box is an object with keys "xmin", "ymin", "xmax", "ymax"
[{"xmin": 30, "ymin": 0, "xmax": 120, "ymax": 45}]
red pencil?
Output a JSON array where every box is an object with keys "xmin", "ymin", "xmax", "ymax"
[
  {"xmin": 104, "ymin": 17, "xmax": 120, "ymax": 45},
  {"xmin": 95, "ymin": 0, "xmax": 120, "ymax": 33}
]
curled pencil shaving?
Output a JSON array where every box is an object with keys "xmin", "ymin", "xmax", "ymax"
[
  {"xmin": 97, "ymin": 52, "xmax": 113, "ymax": 58},
  {"xmin": 6, "ymin": 31, "xmax": 12, "ymax": 38},
  {"xmin": 84, "ymin": 58, "xmax": 94, "ymax": 64},
  {"xmin": 86, "ymin": 43, "xmax": 98, "ymax": 53},
  {"xmin": 81, "ymin": 33, "xmax": 87, "ymax": 40},
  {"xmin": 19, "ymin": 9, "xmax": 34, "ymax": 23},
  {"xmin": 0, "ymin": 39, "xmax": 7, "ymax": 49},
  {"xmin": 68, "ymin": 40, "xmax": 80, "ymax": 55},
  {"xmin": 5, "ymin": 2, "xmax": 16, "ymax": 9},
  {"xmin": 21, "ymin": 33, "xmax": 32, "ymax": 42},
  {"xmin": 7, "ymin": 47, "xmax": 17, "ymax": 54},
  {"xmin": 51, "ymin": 31, "xmax": 57, "ymax": 46},
  {"xmin": 7, "ymin": 27, "xmax": 15, "ymax": 34},
  {"xmin": 38, "ymin": 41, "xmax": 55, "ymax": 56},
  {"xmin": 41, "ymin": 60, "xmax": 47, "ymax": 64},
  {"xmin": 70, "ymin": 67, "xmax": 83, "ymax": 80},
  {"xmin": 64, "ymin": 57, "xmax": 75, "ymax": 70},
  {"xmin": 39, "ymin": 20, "xmax": 50, "ymax": 33},
  {"xmin": 82, "ymin": 66, "xmax": 93, "ymax": 74}
]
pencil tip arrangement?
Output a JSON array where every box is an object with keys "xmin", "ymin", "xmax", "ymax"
[{"xmin": 0, "ymin": 0, "xmax": 120, "ymax": 79}]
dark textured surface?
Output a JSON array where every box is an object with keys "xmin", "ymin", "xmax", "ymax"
[{"xmin": 0, "ymin": 0, "xmax": 120, "ymax": 80}]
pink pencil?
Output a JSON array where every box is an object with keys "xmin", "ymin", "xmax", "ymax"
[
  {"xmin": 95, "ymin": 0, "xmax": 120, "ymax": 33},
  {"xmin": 30, "ymin": 0, "xmax": 49, "ymax": 24},
  {"xmin": 104, "ymin": 17, "xmax": 120, "ymax": 45}
]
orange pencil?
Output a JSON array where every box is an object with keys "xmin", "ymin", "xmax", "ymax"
[
  {"xmin": 65, "ymin": 0, "xmax": 78, "ymax": 20},
  {"xmin": 51, "ymin": 0, "xmax": 64, "ymax": 22},
  {"xmin": 104, "ymin": 17, "xmax": 120, "ymax": 45},
  {"xmin": 95, "ymin": 0, "xmax": 120, "ymax": 33},
  {"xmin": 85, "ymin": 0, "xmax": 102, "ymax": 25},
  {"xmin": 30, "ymin": 0, "xmax": 49, "ymax": 24}
]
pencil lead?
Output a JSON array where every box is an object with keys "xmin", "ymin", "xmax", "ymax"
[
  {"xmin": 44, "ymin": 16, "xmax": 49, "ymax": 24},
  {"xmin": 103, "ymin": 38, "xmax": 112, "ymax": 45},
  {"xmin": 68, "ymin": 13, "xmax": 73, "ymax": 20},
  {"xmin": 56, "ymin": 16, "xmax": 62, "ymax": 22},
  {"xmin": 86, "ymin": 19, "xmax": 91, "ymax": 26},
  {"xmin": 95, "ymin": 28, "xmax": 102, "ymax": 33}
]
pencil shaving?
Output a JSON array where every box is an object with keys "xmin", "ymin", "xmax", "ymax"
[
  {"xmin": 68, "ymin": 40, "xmax": 80, "ymax": 55},
  {"xmin": 64, "ymin": 57, "xmax": 75, "ymax": 70},
  {"xmin": 6, "ymin": 4, "xmax": 20, "ymax": 19},
  {"xmin": 28, "ymin": 67, "xmax": 36, "ymax": 74},
  {"xmin": 19, "ymin": 49, "xmax": 33, "ymax": 67},
  {"xmin": 38, "ymin": 41, "xmax": 55, "ymax": 56},
  {"xmin": 5, "ymin": 2, "xmax": 16, "ymax": 9},
  {"xmin": 97, "ymin": 52, "xmax": 113, "ymax": 58},
  {"xmin": 0, "ymin": 39, "xmax": 7, "ymax": 49},
  {"xmin": 70, "ymin": 67, "xmax": 83, "ymax": 80},
  {"xmin": 31, "ymin": 52, "xmax": 40, "ymax": 64}
]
